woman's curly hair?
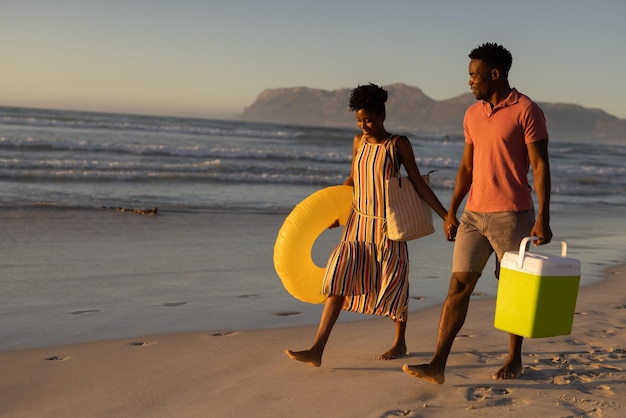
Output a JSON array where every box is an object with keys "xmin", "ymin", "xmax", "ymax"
[{"xmin": 349, "ymin": 83, "xmax": 388, "ymax": 115}]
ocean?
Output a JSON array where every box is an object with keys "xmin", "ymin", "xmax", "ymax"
[
  {"xmin": 2, "ymin": 106, "xmax": 625, "ymax": 213},
  {"xmin": 1, "ymin": 106, "xmax": 625, "ymax": 350}
]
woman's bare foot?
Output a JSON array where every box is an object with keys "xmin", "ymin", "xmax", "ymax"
[
  {"xmin": 402, "ymin": 363, "xmax": 445, "ymax": 384},
  {"xmin": 492, "ymin": 360, "xmax": 523, "ymax": 380},
  {"xmin": 284, "ymin": 349, "xmax": 322, "ymax": 367},
  {"xmin": 377, "ymin": 344, "xmax": 408, "ymax": 360}
]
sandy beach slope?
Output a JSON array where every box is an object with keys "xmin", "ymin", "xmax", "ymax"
[{"xmin": 1, "ymin": 263, "xmax": 624, "ymax": 417}]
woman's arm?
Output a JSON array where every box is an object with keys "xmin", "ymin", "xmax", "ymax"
[
  {"xmin": 328, "ymin": 134, "xmax": 359, "ymax": 229},
  {"xmin": 395, "ymin": 136, "xmax": 448, "ymax": 221},
  {"xmin": 342, "ymin": 134, "xmax": 360, "ymax": 186}
]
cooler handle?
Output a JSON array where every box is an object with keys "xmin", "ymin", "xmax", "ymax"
[{"xmin": 516, "ymin": 236, "xmax": 568, "ymax": 269}]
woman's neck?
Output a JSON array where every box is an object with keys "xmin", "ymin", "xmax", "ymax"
[{"xmin": 364, "ymin": 132, "xmax": 392, "ymax": 144}]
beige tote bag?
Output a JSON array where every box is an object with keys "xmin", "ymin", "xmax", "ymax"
[{"xmin": 385, "ymin": 137, "xmax": 435, "ymax": 241}]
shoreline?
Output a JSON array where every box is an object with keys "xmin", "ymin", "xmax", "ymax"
[
  {"xmin": 1, "ymin": 264, "xmax": 624, "ymax": 417},
  {"xmin": 1, "ymin": 205, "xmax": 623, "ymax": 353}
]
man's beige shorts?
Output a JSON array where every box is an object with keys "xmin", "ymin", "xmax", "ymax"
[{"xmin": 452, "ymin": 210, "xmax": 535, "ymax": 278}]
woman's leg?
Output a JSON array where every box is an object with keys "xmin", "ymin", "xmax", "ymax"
[
  {"xmin": 378, "ymin": 317, "xmax": 408, "ymax": 360},
  {"xmin": 284, "ymin": 295, "xmax": 345, "ymax": 367}
]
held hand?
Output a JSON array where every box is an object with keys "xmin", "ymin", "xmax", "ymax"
[
  {"xmin": 443, "ymin": 214, "xmax": 459, "ymax": 242},
  {"xmin": 328, "ymin": 219, "xmax": 340, "ymax": 229}
]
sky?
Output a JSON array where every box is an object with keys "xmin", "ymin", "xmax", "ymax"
[{"xmin": 3, "ymin": 0, "xmax": 626, "ymax": 119}]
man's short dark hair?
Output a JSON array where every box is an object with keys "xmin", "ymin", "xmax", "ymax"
[{"xmin": 469, "ymin": 43, "xmax": 513, "ymax": 77}]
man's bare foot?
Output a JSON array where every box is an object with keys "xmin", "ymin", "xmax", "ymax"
[
  {"xmin": 492, "ymin": 361, "xmax": 523, "ymax": 380},
  {"xmin": 377, "ymin": 344, "xmax": 408, "ymax": 360},
  {"xmin": 284, "ymin": 349, "xmax": 321, "ymax": 367},
  {"xmin": 402, "ymin": 363, "xmax": 445, "ymax": 384}
]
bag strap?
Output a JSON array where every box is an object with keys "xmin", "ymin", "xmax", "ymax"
[
  {"xmin": 389, "ymin": 135, "xmax": 405, "ymax": 186},
  {"xmin": 391, "ymin": 136, "xmax": 437, "ymax": 184},
  {"xmin": 390, "ymin": 135, "xmax": 400, "ymax": 174}
]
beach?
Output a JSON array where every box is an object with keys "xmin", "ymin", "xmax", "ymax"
[{"xmin": 1, "ymin": 208, "xmax": 625, "ymax": 417}]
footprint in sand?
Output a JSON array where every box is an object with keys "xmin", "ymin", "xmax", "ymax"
[
  {"xmin": 383, "ymin": 408, "xmax": 417, "ymax": 416},
  {"xmin": 467, "ymin": 386, "xmax": 511, "ymax": 404},
  {"xmin": 531, "ymin": 354, "xmax": 568, "ymax": 366},
  {"xmin": 70, "ymin": 309, "xmax": 100, "ymax": 315},
  {"xmin": 593, "ymin": 363, "xmax": 622, "ymax": 372},
  {"xmin": 238, "ymin": 293, "xmax": 261, "ymax": 299},
  {"xmin": 211, "ymin": 331, "xmax": 238, "ymax": 337},
  {"xmin": 565, "ymin": 338, "xmax": 587, "ymax": 345},
  {"xmin": 597, "ymin": 384, "xmax": 615, "ymax": 395},
  {"xmin": 161, "ymin": 301, "xmax": 188, "ymax": 307},
  {"xmin": 552, "ymin": 374, "xmax": 578, "ymax": 385},
  {"xmin": 585, "ymin": 328, "xmax": 615, "ymax": 338},
  {"xmin": 384, "ymin": 391, "xmax": 439, "ymax": 414},
  {"xmin": 466, "ymin": 350, "xmax": 498, "ymax": 364},
  {"xmin": 129, "ymin": 341, "xmax": 156, "ymax": 347},
  {"xmin": 273, "ymin": 311, "xmax": 304, "ymax": 317},
  {"xmin": 471, "ymin": 292, "xmax": 489, "ymax": 297},
  {"xmin": 45, "ymin": 355, "xmax": 69, "ymax": 361},
  {"xmin": 608, "ymin": 347, "xmax": 626, "ymax": 359}
]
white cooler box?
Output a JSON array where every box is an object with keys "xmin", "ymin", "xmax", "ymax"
[{"xmin": 494, "ymin": 237, "xmax": 581, "ymax": 338}]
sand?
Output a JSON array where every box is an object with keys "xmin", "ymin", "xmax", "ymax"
[
  {"xmin": 1, "ymin": 271, "xmax": 624, "ymax": 417},
  {"xmin": 0, "ymin": 209, "xmax": 624, "ymax": 417}
]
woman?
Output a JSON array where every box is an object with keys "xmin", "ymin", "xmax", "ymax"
[{"xmin": 285, "ymin": 83, "xmax": 447, "ymax": 367}]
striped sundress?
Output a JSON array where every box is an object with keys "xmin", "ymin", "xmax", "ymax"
[{"xmin": 322, "ymin": 137, "xmax": 410, "ymax": 322}]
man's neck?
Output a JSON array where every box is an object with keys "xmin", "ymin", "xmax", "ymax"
[{"xmin": 488, "ymin": 83, "xmax": 512, "ymax": 108}]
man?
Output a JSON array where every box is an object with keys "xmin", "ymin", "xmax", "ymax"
[{"xmin": 403, "ymin": 43, "xmax": 552, "ymax": 384}]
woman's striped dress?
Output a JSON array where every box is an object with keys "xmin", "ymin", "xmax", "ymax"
[{"xmin": 322, "ymin": 138, "xmax": 409, "ymax": 322}]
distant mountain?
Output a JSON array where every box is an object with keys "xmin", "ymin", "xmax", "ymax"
[{"xmin": 238, "ymin": 83, "xmax": 626, "ymax": 143}]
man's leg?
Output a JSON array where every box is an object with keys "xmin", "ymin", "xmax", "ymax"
[
  {"xmin": 402, "ymin": 271, "xmax": 480, "ymax": 384},
  {"xmin": 487, "ymin": 210, "xmax": 533, "ymax": 379},
  {"xmin": 493, "ymin": 334, "xmax": 524, "ymax": 379}
]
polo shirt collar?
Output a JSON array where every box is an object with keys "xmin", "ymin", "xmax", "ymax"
[{"xmin": 483, "ymin": 88, "xmax": 519, "ymax": 116}]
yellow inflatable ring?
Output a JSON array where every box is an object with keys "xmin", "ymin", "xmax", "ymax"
[{"xmin": 273, "ymin": 185, "xmax": 353, "ymax": 304}]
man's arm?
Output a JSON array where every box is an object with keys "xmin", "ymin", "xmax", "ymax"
[
  {"xmin": 527, "ymin": 138, "xmax": 552, "ymax": 245},
  {"xmin": 445, "ymin": 143, "xmax": 474, "ymax": 241}
]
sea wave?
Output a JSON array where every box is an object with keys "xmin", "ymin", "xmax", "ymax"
[
  {"xmin": 0, "ymin": 107, "xmax": 310, "ymax": 140},
  {"xmin": 0, "ymin": 135, "xmax": 353, "ymax": 163}
]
